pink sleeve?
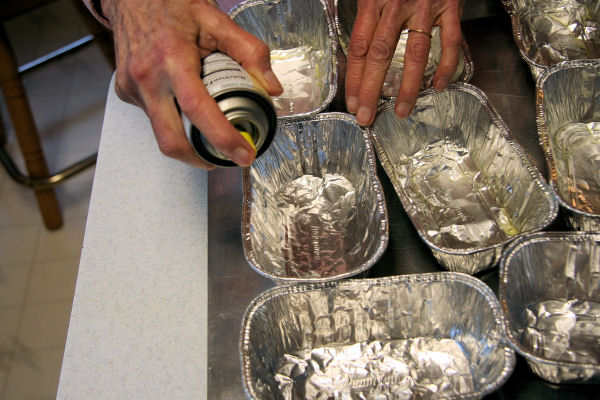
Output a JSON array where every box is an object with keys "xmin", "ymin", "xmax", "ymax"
[{"xmin": 81, "ymin": 0, "xmax": 111, "ymax": 29}]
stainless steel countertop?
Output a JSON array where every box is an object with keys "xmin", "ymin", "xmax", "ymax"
[{"xmin": 207, "ymin": 14, "xmax": 598, "ymax": 400}]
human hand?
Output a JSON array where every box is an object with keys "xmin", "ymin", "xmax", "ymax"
[
  {"xmin": 344, "ymin": 0, "xmax": 464, "ymax": 126},
  {"xmin": 100, "ymin": 0, "xmax": 283, "ymax": 169}
]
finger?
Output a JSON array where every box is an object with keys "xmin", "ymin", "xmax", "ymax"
[
  {"xmin": 394, "ymin": 24, "xmax": 433, "ymax": 119},
  {"xmin": 433, "ymin": 10, "xmax": 462, "ymax": 91},
  {"xmin": 355, "ymin": 2, "xmax": 405, "ymax": 126},
  {"xmin": 344, "ymin": 0, "xmax": 381, "ymax": 115},
  {"xmin": 144, "ymin": 95, "xmax": 215, "ymax": 170},
  {"xmin": 167, "ymin": 51, "xmax": 257, "ymax": 167},
  {"xmin": 194, "ymin": 4, "xmax": 283, "ymax": 96}
]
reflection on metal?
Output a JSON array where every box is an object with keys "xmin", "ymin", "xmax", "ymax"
[
  {"xmin": 0, "ymin": 146, "xmax": 96, "ymax": 189},
  {"xmin": 17, "ymin": 34, "xmax": 95, "ymax": 74}
]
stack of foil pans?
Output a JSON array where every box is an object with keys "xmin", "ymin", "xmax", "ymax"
[
  {"xmin": 500, "ymin": 231, "xmax": 600, "ymax": 383},
  {"xmin": 536, "ymin": 60, "xmax": 600, "ymax": 231},
  {"xmin": 502, "ymin": 0, "xmax": 600, "ymax": 79},
  {"xmin": 242, "ymin": 113, "xmax": 388, "ymax": 284},
  {"xmin": 229, "ymin": 0, "xmax": 339, "ymax": 119},
  {"xmin": 369, "ymin": 84, "xmax": 558, "ymax": 274},
  {"xmin": 241, "ymin": 273, "xmax": 516, "ymax": 399}
]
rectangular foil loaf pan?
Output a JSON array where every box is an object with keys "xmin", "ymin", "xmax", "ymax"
[
  {"xmin": 242, "ymin": 112, "xmax": 388, "ymax": 284},
  {"xmin": 502, "ymin": 0, "xmax": 600, "ymax": 79},
  {"xmin": 334, "ymin": 0, "xmax": 473, "ymax": 99},
  {"xmin": 536, "ymin": 60, "xmax": 600, "ymax": 231},
  {"xmin": 369, "ymin": 84, "xmax": 558, "ymax": 274},
  {"xmin": 229, "ymin": 0, "xmax": 338, "ymax": 120},
  {"xmin": 240, "ymin": 273, "xmax": 516, "ymax": 399},
  {"xmin": 499, "ymin": 231, "xmax": 600, "ymax": 383}
]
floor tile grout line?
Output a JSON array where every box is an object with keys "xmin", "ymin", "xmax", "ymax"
[{"xmin": 0, "ymin": 231, "xmax": 40, "ymax": 400}]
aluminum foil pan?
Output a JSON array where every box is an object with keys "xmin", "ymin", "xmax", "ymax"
[
  {"xmin": 229, "ymin": 0, "xmax": 338, "ymax": 120},
  {"xmin": 499, "ymin": 231, "xmax": 600, "ymax": 383},
  {"xmin": 536, "ymin": 60, "xmax": 600, "ymax": 231},
  {"xmin": 368, "ymin": 83, "xmax": 558, "ymax": 274},
  {"xmin": 242, "ymin": 112, "xmax": 388, "ymax": 284},
  {"xmin": 502, "ymin": 0, "xmax": 600, "ymax": 79},
  {"xmin": 240, "ymin": 273, "xmax": 516, "ymax": 399},
  {"xmin": 333, "ymin": 0, "xmax": 474, "ymax": 99}
]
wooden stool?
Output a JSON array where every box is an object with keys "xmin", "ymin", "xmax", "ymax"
[{"xmin": 0, "ymin": 0, "xmax": 114, "ymax": 230}]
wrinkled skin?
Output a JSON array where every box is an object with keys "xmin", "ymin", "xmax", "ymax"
[
  {"xmin": 100, "ymin": 0, "xmax": 463, "ymax": 168},
  {"xmin": 101, "ymin": 0, "xmax": 283, "ymax": 169},
  {"xmin": 345, "ymin": 0, "xmax": 464, "ymax": 126}
]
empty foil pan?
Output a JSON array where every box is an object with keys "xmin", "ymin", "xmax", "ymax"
[
  {"xmin": 229, "ymin": 0, "xmax": 338, "ymax": 119},
  {"xmin": 333, "ymin": 0, "xmax": 473, "ymax": 99},
  {"xmin": 499, "ymin": 231, "xmax": 600, "ymax": 383},
  {"xmin": 240, "ymin": 273, "xmax": 516, "ymax": 399},
  {"xmin": 242, "ymin": 112, "xmax": 388, "ymax": 284},
  {"xmin": 369, "ymin": 83, "xmax": 558, "ymax": 274},
  {"xmin": 536, "ymin": 60, "xmax": 600, "ymax": 231},
  {"xmin": 502, "ymin": 0, "xmax": 600, "ymax": 79}
]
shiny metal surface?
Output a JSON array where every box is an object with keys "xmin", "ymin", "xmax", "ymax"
[
  {"xmin": 499, "ymin": 231, "xmax": 600, "ymax": 383},
  {"xmin": 503, "ymin": 0, "xmax": 600, "ymax": 79},
  {"xmin": 241, "ymin": 273, "xmax": 515, "ymax": 400},
  {"xmin": 242, "ymin": 113, "xmax": 388, "ymax": 284},
  {"xmin": 229, "ymin": 0, "xmax": 338, "ymax": 119},
  {"xmin": 334, "ymin": 0, "xmax": 474, "ymax": 98},
  {"xmin": 536, "ymin": 60, "xmax": 600, "ymax": 231},
  {"xmin": 208, "ymin": 14, "xmax": 599, "ymax": 400},
  {"xmin": 369, "ymin": 85, "xmax": 557, "ymax": 274}
]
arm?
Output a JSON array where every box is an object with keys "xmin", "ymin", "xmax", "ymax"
[
  {"xmin": 81, "ymin": 0, "xmax": 282, "ymax": 169},
  {"xmin": 345, "ymin": 0, "xmax": 464, "ymax": 126}
]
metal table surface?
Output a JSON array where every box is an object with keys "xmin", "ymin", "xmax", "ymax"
[{"xmin": 207, "ymin": 14, "xmax": 598, "ymax": 399}]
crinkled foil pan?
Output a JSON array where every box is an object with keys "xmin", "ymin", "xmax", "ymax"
[
  {"xmin": 536, "ymin": 60, "xmax": 600, "ymax": 231},
  {"xmin": 333, "ymin": 0, "xmax": 474, "ymax": 99},
  {"xmin": 368, "ymin": 83, "xmax": 558, "ymax": 274},
  {"xmin": 499, "ymin": 231, "xmax": 600, "ymax": 383},
  {"xmin": 242, "ymin": 112, "xmax": 388, "ymax": 284},
  {"xmin": 502, "ymin": 0, "xmax": 600, "ymax": 80},
  {"xmin": 229, "ymin": 0, "xmax": 338, "ymax": 120},
  {"xmin": 240, "ymin": 273, "xmax": 516, "ymax": 399}
]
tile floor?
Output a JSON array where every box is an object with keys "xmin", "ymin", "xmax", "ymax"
[{"xmin": 0, "ymin": 1, "xmax": 114, "ymax": 398}]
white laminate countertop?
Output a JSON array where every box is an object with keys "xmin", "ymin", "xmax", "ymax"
[{"xmin": 56, "ymin": 76, "xmax": 208, "ymax": 399}]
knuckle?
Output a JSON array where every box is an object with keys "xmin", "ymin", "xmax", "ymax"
[
  {"xmin": 368, "ymin": 39, "xmax": 394, "ymax": 64},
  {"xmin": 156, "ymin": 136, "xmax": 185, "ymax": 160},
  {"xmin": 405, "ymin": 40, "xmax": 430, "ymax": 61},
  {"xmin": 348, "ymin": 36, "xmax": 370, "ymax": 58}
]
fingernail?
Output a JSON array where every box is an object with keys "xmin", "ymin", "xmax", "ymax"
[
  {"xmin": 264, "ymin": 70, "xmax": 283, "ymax": 94},
  {"xmin": 357, "ymin": 106, "xmax": 373, "ymax": 126},
  {"xmin": 231, "ymin": 146, "xmax": 254, "ymax": 167},
  {"xmin": 346, "ymin": 96, "xmax": 359, "ymax": 114},
  {"xmin": 435, "ymin": 77, "xmax": 449, "ymax": 91},
  {"xmin": 395, "ymin": 103, "xmax": 411, "ymax": 119}
]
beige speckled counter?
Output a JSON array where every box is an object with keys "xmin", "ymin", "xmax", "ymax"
[{"xmin": 56, "ymin": 76, "xmax": 208, "ymax": 399}]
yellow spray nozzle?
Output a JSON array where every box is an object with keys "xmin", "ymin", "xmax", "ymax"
[{"xmin": 239, "ymin": 130, "xmax": 256, "ymax": 153}]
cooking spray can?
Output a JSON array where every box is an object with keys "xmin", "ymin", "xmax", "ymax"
[{"xmin": 183, "ymin": 52, "xmax": 277, "ymax": 167}]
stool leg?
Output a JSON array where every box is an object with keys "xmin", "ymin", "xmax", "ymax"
[{"xmin": 0, "ymin": 25, "xmax": 63, "ymax": 230}]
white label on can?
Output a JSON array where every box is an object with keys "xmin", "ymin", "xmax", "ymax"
[{"xmin": 202, "ymin": 52, "xmax": 255, "ymax": 96}]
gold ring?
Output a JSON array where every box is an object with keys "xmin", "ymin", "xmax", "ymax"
[{"xmin": 407, "ymin": 28, "xmax": 432, "ymax": 39}]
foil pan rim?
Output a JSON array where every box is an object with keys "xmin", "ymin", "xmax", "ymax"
[
  {"xmin": 535, "ymin": 59, "xmax": 600, "ymax": 219},
  {"xmin": 239, "ymin": 272, "xmax": 516, "ymax": 400},
  {"xmin": 501, "ymin": 0, "xmax": 567, "ymax": 72},
  {"xmin": 241, "ymin": 112, "xmax": 389, "ymax": 284},
  {"xmin": 368, "ymin": 82, "xmax": 559, "ymax": 256},
  {"xmin": 228, "ymin": 0, "xmax": 339, "ymax": 120},
  {"xmin": 499, "ymin": 230, "xmax": 600, "ymax": 370}
]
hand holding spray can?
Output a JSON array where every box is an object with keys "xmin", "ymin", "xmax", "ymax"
[{"xmin": 183, "ymin": 52, "xmax": 277, "ymax": 167}]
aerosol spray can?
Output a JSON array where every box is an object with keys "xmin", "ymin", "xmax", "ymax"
[{"xmin": 183, "ymin": 52, "xmax": 277, "ymax": 167}]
